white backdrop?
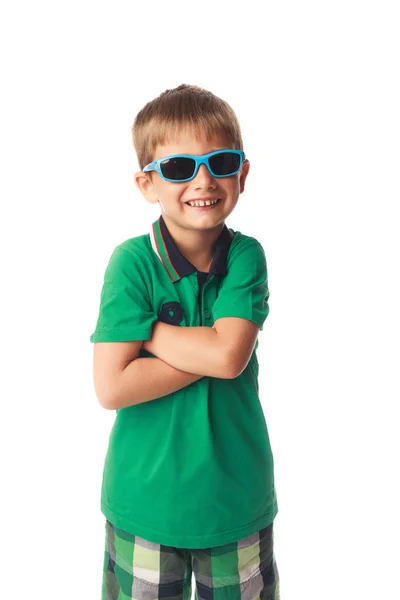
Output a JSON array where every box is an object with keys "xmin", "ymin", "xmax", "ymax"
[{"xmin": 1, "ymin": 1, "xmax": 399, "ymax": 598}]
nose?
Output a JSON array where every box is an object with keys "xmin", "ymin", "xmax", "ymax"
[{"xmin": 192, "ymin": 163, "xmax": 216, "ymax": 189}]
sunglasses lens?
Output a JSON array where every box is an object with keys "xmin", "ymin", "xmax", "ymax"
[
  {"xmin": 209, "ymin": 152, "xmax": 241, "ymax": 176},
  {"xmin": 160, "ymin": 157, "xmax": 196, "ymax": 181}
]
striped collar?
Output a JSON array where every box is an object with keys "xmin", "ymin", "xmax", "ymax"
[{"xmin": 149, "ymin": 214, "xmax": 234, "ymax": 283}]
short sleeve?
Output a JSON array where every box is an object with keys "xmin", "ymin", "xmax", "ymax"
[
  {"xmin": 89, "ymin": 246, "xmax": 158, "ymax": 343},
  {"xmin": 212, "ymin": 239, "xmax": 270, "ymax": 331}
]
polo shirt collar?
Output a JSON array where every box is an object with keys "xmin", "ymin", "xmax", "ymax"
[{"xmin": 150, "ymin": 214, "xmax": 234, "ymax": 283}]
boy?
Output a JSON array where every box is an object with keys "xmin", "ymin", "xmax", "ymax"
[{"xmin": 90, "ymin": 84, "xmax": 280, "ymax": 600}]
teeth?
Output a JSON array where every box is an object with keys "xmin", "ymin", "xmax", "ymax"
[{"xmin": 187, "ymin": 199, "xmax": 219, "ymax": 207}]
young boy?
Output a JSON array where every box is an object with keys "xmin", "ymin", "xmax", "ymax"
[{"xmin": 90, "ymin": 84, "xmax": 280, "ymax": 600}]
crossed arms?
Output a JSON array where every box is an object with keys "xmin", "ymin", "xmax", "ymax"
[
  {"xmin": 93, "ymin": 318, "xmax": 259, "ymax": 410},
  {"xmin": 92, "ymin": 239, "xmax": 268, "ymax": 410}
]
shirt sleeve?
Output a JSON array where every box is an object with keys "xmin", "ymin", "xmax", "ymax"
[
  {"xmin": 212, "ymin": 239, "xmax": 270, "ymax": 331},
  {"xmin": 89, "ymin": 246, "xmax": 158, "ymax": 343}
]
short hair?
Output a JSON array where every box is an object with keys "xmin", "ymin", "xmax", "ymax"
[{"xmin": 132, "ymin": 84, "xmax": 243, "ymax": 170}]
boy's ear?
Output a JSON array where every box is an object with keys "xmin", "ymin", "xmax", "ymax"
[
  {"xmin": 133, "ymin": 171, "xmax": 159, "ymax": 205},
  {"xmin": 239, "ymin": 159, "xmax": 250, "ymax": 194}
]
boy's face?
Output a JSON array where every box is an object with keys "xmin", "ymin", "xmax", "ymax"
[{"xmin": 134, "ymin": 128, "xmax": 250, "ymax": 236}]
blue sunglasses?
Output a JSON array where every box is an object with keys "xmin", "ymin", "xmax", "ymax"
[{"xmin": 143, "ymin": 149, "xmax": 246, "ymax": 183}]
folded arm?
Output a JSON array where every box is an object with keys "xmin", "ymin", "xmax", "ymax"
[
  {"xmin": 142, "ymin": 317, "xmax": 260, "ymax": 379},
  {"xmin": 141, "ymin": 239, "xmax": 270, "ymax": 379},
  {"xmin": 93, "ymin": 341, "xmax": 203, "ymax": 410}
]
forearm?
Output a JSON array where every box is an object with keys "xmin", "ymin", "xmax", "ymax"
[
  {"xmin": 107, "ymin": 356, "xmax": 203, "ymax": 410},
  {"xmin": 143, "ymin": 322, "xmax": 233, "ymax": 378}
]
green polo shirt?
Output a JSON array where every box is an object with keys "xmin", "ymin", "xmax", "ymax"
[{"xmin": 90, "ymin": 215, "xmax": 278, "ymax": 548}]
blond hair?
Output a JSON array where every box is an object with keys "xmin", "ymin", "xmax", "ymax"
[{"xmin": 132, "ymin": 84, "xmax": 243, "ymax": 170}]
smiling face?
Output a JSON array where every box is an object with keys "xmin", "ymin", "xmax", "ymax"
[{"xmin": 134, "ymin": 127, "xmax": 250, "ymax": 239}]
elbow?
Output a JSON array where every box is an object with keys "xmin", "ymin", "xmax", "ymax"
[
  {"xmin": 220, "ymin": 351, "xmax": 243, "ymax": 379},
  {"xmin": 94, "ymin": 379, "xmax": 118, "ymax": 410},
  {"xmin": 96, "ymin": 390, "xmax": 116, "ymax": 411},
  {"xmin": 96, "ymin": 367, "xmax": 138, "ymax": 410},
  {"xmin": 101, "ymin": 399, "xmax": 116, "ymax": 411}
]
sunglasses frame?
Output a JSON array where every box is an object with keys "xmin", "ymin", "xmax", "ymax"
[{"xmin": 143, "ymin": 149, "xmax": 246, "ymax": 183}]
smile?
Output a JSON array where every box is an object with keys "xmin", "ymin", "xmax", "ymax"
[{"xmin": 186, "ymin": 198, "xmax": 220, "ymax": 207}]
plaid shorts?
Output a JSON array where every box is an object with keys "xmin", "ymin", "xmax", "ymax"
[{"xmin": 102, "ymin": 519, "xmax": 280, "ymax": 600}]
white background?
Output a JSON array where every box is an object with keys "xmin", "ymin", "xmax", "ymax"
[{"xmin": 1, "ymin": 1, "xmax": 399, "ymax": 598}]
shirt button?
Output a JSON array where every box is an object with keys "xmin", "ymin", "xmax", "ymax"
[{"xmin": 204, "ymin": 309, "xmax": 211, "ymax": 319}]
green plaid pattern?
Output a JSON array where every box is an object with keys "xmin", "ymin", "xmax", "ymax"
[{"xmin": 102, "ymin": 520, "xmax": 280, "ymax": 600}]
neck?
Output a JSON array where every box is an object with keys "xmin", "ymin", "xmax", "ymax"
[{"xmin": 161, "ymin": 214, "xmax": 224, "ymax": 272}]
